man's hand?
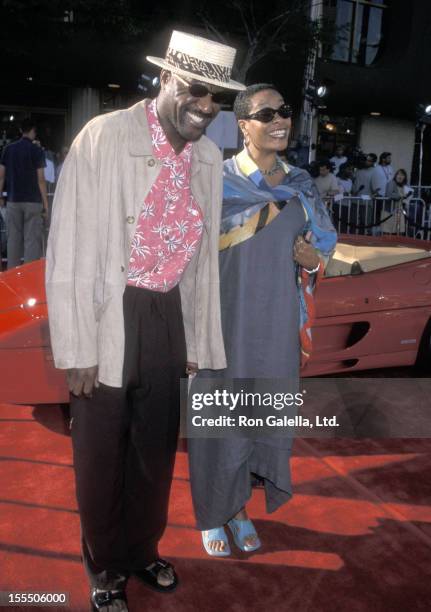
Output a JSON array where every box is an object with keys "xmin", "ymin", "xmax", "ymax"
[
  {"xmin": 186, "ymin": 362, "xmax": 198, "ymax": 375},
  {"xmin": 67, "ymin": 366, "xmax": 99, "ymax": 398},
  {"xmin": 293, "ymin": 235, "xmax": 320, "ymax": 271}
]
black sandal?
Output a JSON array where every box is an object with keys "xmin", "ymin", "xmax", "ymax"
[
  {"xmin": 90, "ymin": 588, "xmax": 128, "ymax": 611},
  {"xmin": 134, "ymin": 558, "xmax": 178, "ymax": 593}
]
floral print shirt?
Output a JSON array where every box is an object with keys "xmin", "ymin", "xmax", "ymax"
[{"xmin": 127, "ymin": 98, "xmax": 204, "ymax": 291}]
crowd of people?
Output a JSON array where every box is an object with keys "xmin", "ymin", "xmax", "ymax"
[
  {"xmin": 300, "ymin": 146, "xmax": 416, "ymax": 235},
  {"xmin": 309, "ymin": 145, "xmax": 411, "ymax": 202}
]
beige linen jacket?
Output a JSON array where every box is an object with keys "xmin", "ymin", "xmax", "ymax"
[{"xmin": 45, "ymin": 99, "xmax": 227, "ymax": 387}]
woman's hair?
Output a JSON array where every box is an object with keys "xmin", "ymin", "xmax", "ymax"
[
  {"xmin": 233, "ymin": 83, "xmax": 280, "ymax": 120},
  {"xmin": 394, "ymin": 168, "xmax": 408, "ymax": 185}
]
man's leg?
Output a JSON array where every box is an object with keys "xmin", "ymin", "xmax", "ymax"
[
  {"xmin": 23, "ymin": 201, "xmax": 43, "ymax": 262},
  {"xmin": 121, "ymin": 286, "xmax": 186, "ymax": 573},
  {"xmin": 70, "ymin": 384, "xmax": 130, "ymax": 589},
  {"xmin": 6, "ymin": 201, "xmax": 24, "ymax": 268}
]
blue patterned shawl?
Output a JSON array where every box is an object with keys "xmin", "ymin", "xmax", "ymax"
[{"xmin": 222, "ymin": 149, "xmax": 337, "ymax": 360}]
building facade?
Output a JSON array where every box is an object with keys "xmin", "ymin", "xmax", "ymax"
[{"xmin": 311, "ymin": 0, "xmax": 431, "ymax": 184}]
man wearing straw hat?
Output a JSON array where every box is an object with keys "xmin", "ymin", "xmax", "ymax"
[{"xmin": 46, "ymin": 30, "xmax": 244, "ymax": 611}]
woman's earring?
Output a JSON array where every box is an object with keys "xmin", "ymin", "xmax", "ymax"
[{"xmin": 243, "ymin": 132, "xmax": 250, "ymax": 146}]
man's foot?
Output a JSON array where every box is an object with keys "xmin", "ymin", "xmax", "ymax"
[
  {"xmin": 227, "ymin": 508, "xmax": 261, "ymax": 552},
  {"xmin": 201, "ymin": 527, "xmax": 231, "ymax": 557},
  {"xmin": 90, "ymin": 588, "xmax": 128, "ymax": 611},
  {"xmin": 134, "ymin": 559, "xmax": 178, "ymax": 593}
]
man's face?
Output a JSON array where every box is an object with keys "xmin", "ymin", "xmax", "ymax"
[
  {"xmin": 382, "ymin": 155, "xmax": 391, "ymax": 165},
  {"xmin": 158, "ymin": 71, "xmax": 223, "ymax": 142},
  {"xmin": 320, "ymin": 165, "xmax": 330, "ymax": 177},
  {"xmin": 366, "ymin": 157, "xmax": 375, "ymax": 168},
  {"xmin": 335, "ymin": 146, "xmax": 344, "ymax": 157}
]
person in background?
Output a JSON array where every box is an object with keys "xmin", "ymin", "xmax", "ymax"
[
  {"xmin": 330, "ymin": 144, "xmax": 348, "ymax": 175},
  {"xmin": 335, "ymin": 162, "xmax": 354, "ymax": 233},
  {"xmin": 370, "ymin": 152, "xmax": 394, "ymax": 235},
  {"xmin": 314, "ymin": 159, "xmax": 342, "ymax": 200},
  {"xmin": 0, "ymin": 118, "xmax": 48, "ymax": 268},
  {"xmin": 380, "ymin": 169, "xmax": 413, "ymax": 235},
  {"xmin": 353, "ymin": 153, "xmax": 377, "ymax": 196},
  {"xmin": 372, "ymin": 152, "xmax": 394, "ymax": 197},
  {"xmin": 45, "ymin": 149, "xmax": 56, "ymax": 189},
  {"xmin": 336, "ymin": 162, "xmax": 354, "ymax": 195},
  {"xmin": 36, "ymin": 142, "xmax": 56, "ymax": 225}
]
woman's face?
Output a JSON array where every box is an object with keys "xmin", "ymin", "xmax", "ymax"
[
  {"xmin": 395, "ymin": 171, "xmax": 405, "ymax": 185},
  {"xmin": 240, "ymin": 89, "xmax": 291, "ymax": 153}
]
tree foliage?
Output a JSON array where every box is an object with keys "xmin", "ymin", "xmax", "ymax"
[{"xmin": 198, "ymin": 0, "xmax": 335, "ymax": 83}]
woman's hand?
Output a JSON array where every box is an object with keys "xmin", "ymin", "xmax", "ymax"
[{"xmin": 293, "ymin": 234, "xmax": 320, "ymax": 271}]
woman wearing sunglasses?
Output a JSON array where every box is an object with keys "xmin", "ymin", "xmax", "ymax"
[{"xmin": 188, "ymin": 84, "xmax": 337, "ymax": 557}]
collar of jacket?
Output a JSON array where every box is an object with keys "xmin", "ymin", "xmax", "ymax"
[{"xmin": 127, "ymin": 98, "xmax": 215, "ymax": 174}]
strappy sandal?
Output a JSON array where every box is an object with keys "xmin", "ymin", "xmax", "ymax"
[
  {"xmin": 90, "ymin": 588, "xmax": 128, "ymax": 611},
  {"xmin": 201, "ymin": 527, "xmax": 231, "ymax": 557},
  {"xmin": 134, "ymin": 558, "xmax": 178, "ymax": 593},
  {"xmin": 227, "ymin": 518, "xmax": 261, "ymax": 552}
]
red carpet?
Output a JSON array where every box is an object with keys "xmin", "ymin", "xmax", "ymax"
[{"xmin": 0, "ymin": 403, "xmax": 430, "ymax": 611}]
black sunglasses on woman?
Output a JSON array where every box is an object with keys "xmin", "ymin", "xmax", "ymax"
[{"xmin": 244, "ymin": 104, "xmax": 293, "ymax": 123}]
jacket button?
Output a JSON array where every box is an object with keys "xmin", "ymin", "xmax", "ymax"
[
  {"xmin": 126, "ymin": 216, "xmax": 135, "ymax": 224},
  {"xmin": 148, "ymin": 158, "xmax": 155, "ymax": 167}
]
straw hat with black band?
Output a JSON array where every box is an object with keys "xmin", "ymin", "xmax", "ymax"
[{"xmin": 147, "ymin": 30, "xmax": 246, "ymax": 92}]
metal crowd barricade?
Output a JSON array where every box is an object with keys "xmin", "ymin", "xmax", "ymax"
[
  {"xmin": 326, "ymin": 196, "xmax": 390, "ymax": 236},
  {"xmin": 405, "ymin": 197, "xmax": 431, "ymax": 240},
  {"xmin": 327, "ymin": 195, "xmax": 431, "ymax": 239},
  {"xmin": 411, "ymin": 185, "xmax": 431, "ymax": 199}
]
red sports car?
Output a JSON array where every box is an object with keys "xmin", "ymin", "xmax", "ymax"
[{"xmin": 1, "ymin": 234, "xmax": 431, "ymax": 404}]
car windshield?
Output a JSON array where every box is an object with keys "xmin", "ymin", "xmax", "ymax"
[{"xmin": 325, "ymin": 240, "xmax": 431, "ymax": 277}]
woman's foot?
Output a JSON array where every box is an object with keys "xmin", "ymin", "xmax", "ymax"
[
  {"xmin": 201, "ymin": 527, "xmax": 231, "ymax": 556},
  {"xmin": 227, "ymin": 509, "xmax": 261, "ymax": 552}
]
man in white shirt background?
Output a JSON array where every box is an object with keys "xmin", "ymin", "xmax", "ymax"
[
  {"xmin": 371, "ymin": 152, "xmax": 394, "ymax": 197},
  {"xmin": 330, "ymin": 144, "xmax": 348, "ymax": 175}
]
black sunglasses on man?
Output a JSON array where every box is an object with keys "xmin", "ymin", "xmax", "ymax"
[{"xmin": 175, "ymin": 73, "xmax": 233, "ymax": 105}]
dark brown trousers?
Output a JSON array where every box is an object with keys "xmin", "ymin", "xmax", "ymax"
[{"xmin": 70, "ymin": 284, "xmax": 186, "ymax": 588}]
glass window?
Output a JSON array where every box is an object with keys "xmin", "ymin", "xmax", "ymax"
[{"xmin": 323, "ymin": 0, "xmax": 389, "ymax": 65}]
